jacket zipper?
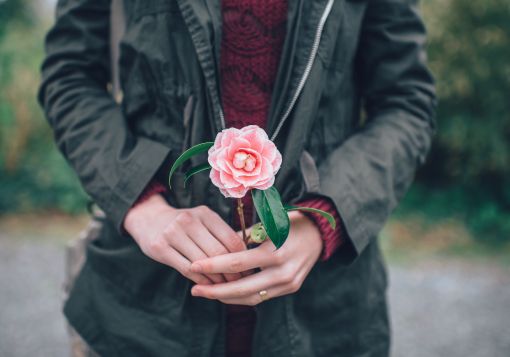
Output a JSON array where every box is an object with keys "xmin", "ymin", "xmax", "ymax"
[
  {"xmin": 271, "ymin": 0, "xmax": 335, "ymax": 141},
  {"xmin": 217, "ymin": 0, "xmax": 335, "ymax": 141}
]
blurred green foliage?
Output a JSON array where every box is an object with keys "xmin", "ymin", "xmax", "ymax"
[
  {"xmin": 394, "ymin": 185, "xmax": 510, "ymax": 245},
  {"xmin": 0, "ymin": 0, "xmax": 88, "ymax": 213},
  {"xmin": 0, "ymin": 0, "xmax": 508, "ymax": 240},
  {"xmin": 421, "ymin": 0, "xmax": 510, "ymax": 186},
  {"xmin": 415, "ymin": 0, "xmax": 510, "ymax": 241},
  {"xmin": 0, "ymin": 0, "xmax": 28, "ymax": 39}
]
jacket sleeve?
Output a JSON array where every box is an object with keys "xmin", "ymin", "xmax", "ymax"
[
  {"xmin": 314, "ymin": 0, "xmax": 437, "ymax": 262},
  {"xmin": 38, "ymin": 0, "xmax": 172, "ymax": 234}
]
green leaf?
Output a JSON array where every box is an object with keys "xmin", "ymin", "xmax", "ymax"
[
  {"xmin": 183, "ymin": 163, "xmax": 211, "ymax": 187},
  {"xmin": 168, "ymin": 142, "xmax": 214, "ymax": 189},
  {"xmin": 284, "ymin": 205, "xmax": 336, "ymax": 230},
  {"xmin": 252, "ymin": 186, "xmax": 290, "ymax": 249}
]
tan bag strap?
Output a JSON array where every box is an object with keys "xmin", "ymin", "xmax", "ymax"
[{"xmin": 110, "ymin": 0, "xmax": 126, "ymax": 103}]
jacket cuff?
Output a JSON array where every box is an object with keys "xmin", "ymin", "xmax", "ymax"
[
  {"xmin": 294, "ymin": 197, "xmax": 344, "ymax": 261},
  {"xmin": 102, "ymin": 138, "xmax": 173, "ymax": 236},
  {"xmin": 132, "ymin": 179, "xmax": 168, "ymax": 207}
]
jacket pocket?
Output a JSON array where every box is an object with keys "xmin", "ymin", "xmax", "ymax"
[
  {"xmin": 299, "ymin": 149, "xmax": 321, "ymax": 193},
  {"xmin": 180, "ymin": 95, "xmax": 194, "ymax": 153},
  {"xmin": 131, "ymin": 0, "xmax": 181, "ymax": 20},
  {"xmin": 85, "ymin": 220, "xmax": 191, "ymax": 313}
]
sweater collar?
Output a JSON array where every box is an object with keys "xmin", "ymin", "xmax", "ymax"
[{"xmin": 176, "ymin": 0, "xmax": 338, "ymax": 140}]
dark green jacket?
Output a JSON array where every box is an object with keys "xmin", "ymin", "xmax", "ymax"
[{"xmin": 39, "ymin": 0, "xmax": 436, "ymax": 356}]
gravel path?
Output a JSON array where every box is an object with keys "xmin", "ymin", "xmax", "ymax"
[
  {"xmin": 389, "ymin": 260, "xmax": 510, "ymax": 357},
  {"xmin": 1, "ymin": 234, "xmax": 509, "ymax": 357},
  {"xmin": 0, "ymin": 235, "xmax": 70, "ymax": 357}
]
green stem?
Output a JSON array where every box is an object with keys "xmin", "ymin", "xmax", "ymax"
[{"xmin": 237, "ymin": 198, "xmax": 247, "ymax": 245}]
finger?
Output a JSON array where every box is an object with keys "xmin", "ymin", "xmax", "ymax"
[
  {"xmin": 219, "ymin": 283, "xmax": 292, "ymax": 306},
  {"xmin": 235, "ymin": 229, "xmax": 256, "ymax": 277},
  {"xmin": 239, "ymin": 268, "xmax": 256, "ymax": 278},
  {"xmin": 185, "ymin": 222, "xmax": 242, "ymax": 282},
  {"xmin": 191, "ymin": 240, "xmax": 275, "ymax": 275},
  {"xmin": 235, "ymin": 225, "xmax": 254, "ymax": 242},
  {"xmin": 191, "ymin": 266, "xmax": 285, "ymax": 301},
  {"xmin": 153, "ymin": 246, "xmax": 212, "ymax": 285},
  {"xmin": 166, "ymin": 225, "xmax": 226, "ymax": 284},
  {"xmin": 197, "ymin": 207, "xmax": 246, "ymax": 253}
]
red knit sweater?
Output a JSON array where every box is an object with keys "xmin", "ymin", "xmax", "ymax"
[{"xmin": 131, "ymin": 1, "xmax": 345, "ymax": 355}]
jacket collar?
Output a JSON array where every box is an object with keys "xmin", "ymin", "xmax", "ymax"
[
  {"xmin": 176, "ymin": 0, "xmax": 336, "ymax": 139},
  {"xmin": 175, "ymin": 0, "xmax": 224, "ymax": 135},
  {"xmin": 267, "ymin": 0, "xmax": 335, "ymax": 141}
]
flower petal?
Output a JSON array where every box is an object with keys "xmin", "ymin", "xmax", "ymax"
[
  {"xmin": 241, "ymin": 125, "xmax": 268, "ymax": 153},
  {"xmin": 220, "ymin": 170, "xmax": 240, "ymax": 188},
  {"xmin": 271, "ymin": 150, "xmax": 282, "ymax": 173},
  {"xmin": 224, "ymin": 185, "xmax": 249, "ymax": 198},
  {"xmin": 253, "ymin": 175, "xmax": 275, "ymax": 190},
  {"xmin": 220, "ymin": 128, "xmax": 239, "ymax": 147},
  {"xmin": 210, "ymin": 168, "xmax": 223, "ymax": 190},
  {"xmin": 227, "ymin": 137, "xmax": 252, "ymax": 160},
  {"xmin": 234, "ymin": 158, "xmax": 274, "ymax": 187}
]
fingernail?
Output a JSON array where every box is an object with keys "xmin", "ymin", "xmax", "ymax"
[
  {"xmin": 191, "ymin": 286, "xmax": 201, "ymax": 296},
  {"xmin": 191, "ymin": 263, "xmax": 202, "ymax": 273}
]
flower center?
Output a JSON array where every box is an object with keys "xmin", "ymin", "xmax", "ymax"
[{"xmin": 233, "ymin": 151, "xmax": 256, "ymax": 172}]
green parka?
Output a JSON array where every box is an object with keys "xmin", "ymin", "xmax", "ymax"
[{"xmin": 39, "ymin": 0, "xmax": 436, "ymax": 356}]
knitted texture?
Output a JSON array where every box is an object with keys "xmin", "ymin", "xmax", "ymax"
[
  {"xmin": 294, "ymin": 197, "xmax": 344, "ymax": 261},
  {"xmin": 220, "ymin": 0, "xmax": 288, "ymax": 129},
  {"xmin": 131, "ymin": 180, "xmax": 167, "ymax": 205}
]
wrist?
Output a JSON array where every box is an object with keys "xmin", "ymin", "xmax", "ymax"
[
  {"xmin": 123, "ymin": 193, "xmax": 173, "ymax": 236},
  {"xmin": 289, "ymin": 210, "xmax": 323, "ymax": 248},
  {"xmin": 293, "ymin": 197, "xmax": 344, "ymax": 261}
]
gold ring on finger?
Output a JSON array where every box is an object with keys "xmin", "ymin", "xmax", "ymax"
[{"xmin": 259, "ymin": 290, "xmax": 268, "ymax": 302}]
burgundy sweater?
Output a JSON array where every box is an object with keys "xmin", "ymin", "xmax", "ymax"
[{"xmin": 131, "ymin": 1, "xmax": 345, "ymax": 355}]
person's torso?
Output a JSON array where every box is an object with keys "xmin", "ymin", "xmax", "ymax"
[{"xmin": 68, "ymin": 1, "xmax": 390, "ymax": 356}]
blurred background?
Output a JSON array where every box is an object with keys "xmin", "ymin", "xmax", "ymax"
[{"xmin": 0, "ymin": 0, "xmax": 509, "ymax": 356}]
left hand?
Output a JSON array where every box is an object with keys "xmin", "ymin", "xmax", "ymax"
[{"xmin": 189, "ymin": 211, "xmax": 323, "ymax": 305}]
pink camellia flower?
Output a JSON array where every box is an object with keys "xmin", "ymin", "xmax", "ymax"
[{"xmin": 208, "ymin": 125, "xmax": 282, "ymax": 198}]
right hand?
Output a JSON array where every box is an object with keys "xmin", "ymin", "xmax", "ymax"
[{"xmin": 123, "ymin": 194, "xmax": 246, "ymax": 285}]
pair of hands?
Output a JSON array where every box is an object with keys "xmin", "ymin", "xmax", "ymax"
[{"xmin": 124, "ymin": 194, "xmax": 323, "ymax": 305}]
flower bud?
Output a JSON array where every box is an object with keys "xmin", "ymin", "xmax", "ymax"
[{"xmin": 250, "ymin": 223, "xmax": 268, "ymax": 243}]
